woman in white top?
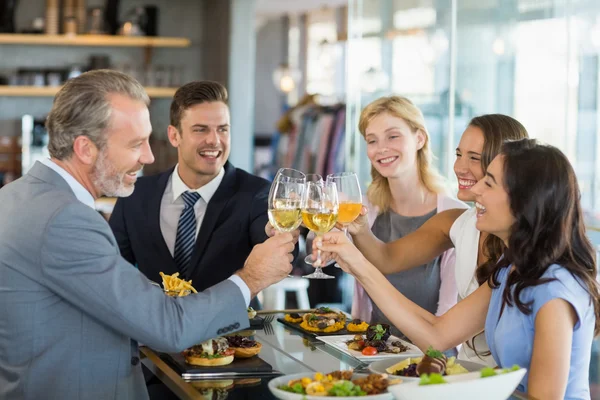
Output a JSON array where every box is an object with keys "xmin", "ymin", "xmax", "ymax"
[{"xmin": 317, "ymin": 114, "xmax": 529, "ymax": 365}]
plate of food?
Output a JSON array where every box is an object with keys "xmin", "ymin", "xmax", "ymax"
[
  {"xmin": 268, "ymin": 370, "xmax": 401, "ymax": 399},
  {"xmin": 316, "ymin": 324, "xmax": 423, "ymax": 361},
  {"xmin": 165, "ymin": 335, "xmax": 277, "ymax": 379},
  {"xmin": 387, "ymin": 365, "xmax": 526, "ymax": 400},
  {"xmin": 368, "ymin": 347, "xmax": 483, "ymax": 381},
  {"xmin": 278, "ymin": 307, "xmax": 350, "ymax": 336}
]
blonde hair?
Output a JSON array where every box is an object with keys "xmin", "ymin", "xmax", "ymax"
[{"xmin": 358, "ymin": 96, "xmax": 446, "ymax": 213}]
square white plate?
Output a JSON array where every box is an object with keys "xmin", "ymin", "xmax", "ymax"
[{"xmin": 316, "ymin": 335, "xmax": 423, "ymax": 362}]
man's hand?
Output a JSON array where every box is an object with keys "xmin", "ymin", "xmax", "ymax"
[
  {"xmin": 237, "ymin": 233, "xmax": 295, "ymax": 297},
  {"xmin": 264, "ymin": 221, "xmax": 300, "ymax": 245}
]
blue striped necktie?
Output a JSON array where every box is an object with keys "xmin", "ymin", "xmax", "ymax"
[{"xmin": 174, "ymin": 191, "xmax": 201, "ymax": 277}]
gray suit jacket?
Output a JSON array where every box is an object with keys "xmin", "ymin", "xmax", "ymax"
[{"xmin": 0, "ymin": 162, "xmax": 249, "ymax": 400}]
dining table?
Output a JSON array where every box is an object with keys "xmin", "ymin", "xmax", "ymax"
[{"xmin": 140, "ymin": 312, "xmax": 537, "ymax": 400}]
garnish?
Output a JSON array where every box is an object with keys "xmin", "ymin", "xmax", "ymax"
[
  {"xmin": 419, "ymin": 373, "xmax": 447, "ymax": 385},
  {"xmin": 425, "ymin": 346, "xmax": 444, "ymax": 359},
  {"xmin": 372, "ymin": 324, "xmax": 386, "ymax": 341},
  {"xmin": 317, "ymin": 307, "xmax": 333, "ymax": 313},
  {"xmin": 279, "ymin": 383, "xmax": 304, "ymax": 394},
  {"xmin": 328, "ymin": 380, "xmax": 366, "ymax": 396},
  {"xmin": 308, "ymin": 314, "xmax": 318, "ymax": 322},
  {"xmin": 481, "ymin": 365, "xmax": 521, "ymax": 378}
]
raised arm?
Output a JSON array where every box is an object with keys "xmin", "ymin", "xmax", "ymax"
[
  {"xmin": 349, "ymin": 208, "xmax": 466, "ymax": 274},
  {"xmin": 317, "ymin": 231, "xmax": 490, "ymax": 352}
]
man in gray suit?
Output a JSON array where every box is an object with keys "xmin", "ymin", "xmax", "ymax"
[{"xmin": 0, "ymin": 70, "xmax": 295, "ymax": 400}]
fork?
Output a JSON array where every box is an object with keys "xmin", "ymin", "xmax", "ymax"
[
  {"xmin": 262, "ymin": 314, "xmax": 275, "ymax": 324},
  {"xmin": 263, "ymin": 321, "xmax": 275, "ymax": 335}
]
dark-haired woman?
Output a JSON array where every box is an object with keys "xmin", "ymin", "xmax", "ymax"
[{"xmin": 318, "ymin": 139, "xmax": 599, "ymax": 399}]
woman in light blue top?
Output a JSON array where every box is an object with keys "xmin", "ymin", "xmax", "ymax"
[{"xmin": 317, "ymin": 139, "xmax": 600, "ymax": 400}]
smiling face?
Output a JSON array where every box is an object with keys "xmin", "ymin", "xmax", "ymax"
[
  {"xmin": 454, "ymin": 125, "xmax": 485, "ymax": 202},
  {"xmin": 365, "ymin": 112, "xmax": 424, "ymax": 180},
  {"xmin": 168, "ymin": 101, "xmax": 231, "ymax": 186},
  {"xmin": 470, "ymin": 155, "xmax": 515, "ymax": 244},
  {"xmin": 91, "ymin": 94, "xmax": 154, "ymax": 197}
]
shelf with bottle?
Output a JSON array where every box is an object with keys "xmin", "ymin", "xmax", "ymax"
[
  {"xmin": 0, "ymin": 85, "xmax": 177, "ymax": 98},
  {"xmin": 0, "ymin": 33, "xmax": 190, "ymax": 48}
]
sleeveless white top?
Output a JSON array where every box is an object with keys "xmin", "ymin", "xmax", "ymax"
[{"xmin": 449, "ymin": 207, "xmax": 496, "ymax": 367}]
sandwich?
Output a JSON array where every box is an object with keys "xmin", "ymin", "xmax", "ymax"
[
  {"xmin": 225, "ymin": 335, "xmax": 262, "ymax": 358},
  {"xmin": 300, "ymin": 307, "xmax": 346, "ymax": 333},
  {"xmin": 183, "ymin": 337, "xmax": 235, "ymax": 366}
]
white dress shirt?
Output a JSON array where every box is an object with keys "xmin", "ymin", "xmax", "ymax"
[{"xmin": 159, "ymin": 165, "xmax": 251, "ymax": 306}]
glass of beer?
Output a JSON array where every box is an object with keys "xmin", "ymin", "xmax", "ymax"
[
  {"xmin": 326, "ymin": 172, "xmax": 362, "ymax": 234},
  {"xmin": 301, "ymin": 180, "xmax": 339, "ymax": 279},
  {"xmin": 268, "ymin": 168, "xmax": 305, "ymax": 233}
]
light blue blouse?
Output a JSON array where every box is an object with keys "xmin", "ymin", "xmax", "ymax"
[{"xmin": 485, "ymin": 264, "xmax": 595, "ymax": 400}]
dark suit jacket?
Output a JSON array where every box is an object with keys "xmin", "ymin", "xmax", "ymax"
[{"xmin": 109, "ymin": 162, "xmax": 270, "ymax": 291}]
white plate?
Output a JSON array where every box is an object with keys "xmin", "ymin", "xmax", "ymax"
[
  {"xmin": 315, "ymin": 335, "xmax": 423, "ymax": 362},
  {"xmin": 268, "ymin": 372, "xmax": 394, "ymax": 400},
  {"xmin": 387, "ymin": 368, "xmax": 527, "ymax": 400},
  {"xmin": 368, "ymin": 357, "xmax": 485, "ymax": 382}
]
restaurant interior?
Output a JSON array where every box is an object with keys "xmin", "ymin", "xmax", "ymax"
[{"xmin": 1, "ymin": 0, "xmax": 600, "ymax": 399}]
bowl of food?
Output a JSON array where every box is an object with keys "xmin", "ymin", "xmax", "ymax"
[
  {"xmin": 369, "ymin": 347, "xmax": 481, "ymax": 381},
  {"xmin": 387, "ymin": 366, "xmax": 526, "ymax": 400},
  {"xmin": 268, "ymin": 370, "xmax": 400, "ymax": 400}
]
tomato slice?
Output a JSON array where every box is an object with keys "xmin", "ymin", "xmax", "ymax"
[
  {"xmin": 223, "ymin": 348, "xmax": 235, "ymax": 356},
  {"xmin": 361, "ymin": 346, "xmax": 378, "ymax": 356}
]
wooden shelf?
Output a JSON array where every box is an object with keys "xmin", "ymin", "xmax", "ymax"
[
  {"xmin": 0, "ymin": 34, "xmax": 190, "ymax": 48},
  {"xmin": 0, "ymin": 86, "xmax": 177, "ymax": 98}
]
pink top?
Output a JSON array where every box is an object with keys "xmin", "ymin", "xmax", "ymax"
[{"xmin": 351, "ymin": 194, "xmax": 468, "ymax": 320}]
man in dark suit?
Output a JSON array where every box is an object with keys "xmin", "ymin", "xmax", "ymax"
[{"xmin": 109, "ymin": 81, "xmax": 272, "ymax": 293}]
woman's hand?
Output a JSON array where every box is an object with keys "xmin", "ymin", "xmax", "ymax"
[
  {"xmin": 314, "ymin": 231, "xmax": 369, "ymax": 277},
  {"xmin": 338, "ymin": 206, "xmax": 370, "ymax": 236}
]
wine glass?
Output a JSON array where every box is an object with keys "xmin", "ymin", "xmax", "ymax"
[
  {"xmin": 326, "ymin": 172, "xmax": 363, "ymax": 234},
  {"xmin": 269, "ymin": 168, "xmax": 306, "ymax": 278},
  {"xmin": 301, "ymin": 180, "xmax": 339, "ymax": 279},
  {"xmin": 302, "ymin": 173, "xmax": 335, "ymax": 267},
  {"xmin": 268, "ymin": 170, "xmax": 305, "ymax": 233}
]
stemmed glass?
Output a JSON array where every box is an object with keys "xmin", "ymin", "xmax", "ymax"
[
  {"xmin": 326, "ymin": 172, "xmax": 363, "ymax": 234},
  {"xmin": 301, "ymin": 180, "xmax": 339, "ymax": 279},
  {"xmin": 302, "ymin": 174, "xmax": 335, "ymax": 267},
  {"xmin": 268, "ymin": 168, "xmax": 305, "ymax": 278}
]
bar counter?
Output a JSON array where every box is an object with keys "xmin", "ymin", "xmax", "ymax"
[{"xmin": 140, "ymin": 314, "xmax": 533, "ymax": 400}]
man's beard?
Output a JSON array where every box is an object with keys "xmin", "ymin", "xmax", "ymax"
[{"xmin": 91, "ymin": 149, "xmax": 137, "ymax": 197}]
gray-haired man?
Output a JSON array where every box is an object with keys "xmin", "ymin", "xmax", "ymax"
[{"xmin": 0, "ymin": 70, "xmax": 294, "ymax": 400}]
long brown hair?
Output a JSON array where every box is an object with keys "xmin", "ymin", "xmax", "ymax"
[
  {"xmin": 490, "ymin": 139, "xmax": 600, "ymax": 334},
  {"xmin": 468, "ymin": 114, "xmax": 529, "ymax": 285},
  {"xmin": 358, "ymin": 96, "xmax": 446, "ymax": 213}
]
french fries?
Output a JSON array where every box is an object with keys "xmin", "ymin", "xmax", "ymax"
[{"xmin": 159, "ymin": 272, "xmax": 198, "ymax": 297}]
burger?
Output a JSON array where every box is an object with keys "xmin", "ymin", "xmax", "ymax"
[
  {"xmin": 226, "ymin": 335, "xmax": 262, "ymax": 358},
  {"xmin": 183, "ymin": 337, "xmax": 235, "ymax": 366},
  {"xmin": 300, "ymin": 307, "xmax": 346, "ymax": 333}
]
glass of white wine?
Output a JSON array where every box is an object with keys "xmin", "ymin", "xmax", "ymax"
[
  {"xmin": 268, "ymin": 169, "xmax": 305, "ymax": 233},
  {"xmin": 326, "ymin": 172, "xmax": 362, "ymax": 234},
  {"xmin": 301, "ymin": 180, "xmax": 339, "ymax": 279}
]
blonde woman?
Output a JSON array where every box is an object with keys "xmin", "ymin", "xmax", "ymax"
[{"xmin": 351, "ymin": 96, "xmax": 467, "ymax": 338}]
